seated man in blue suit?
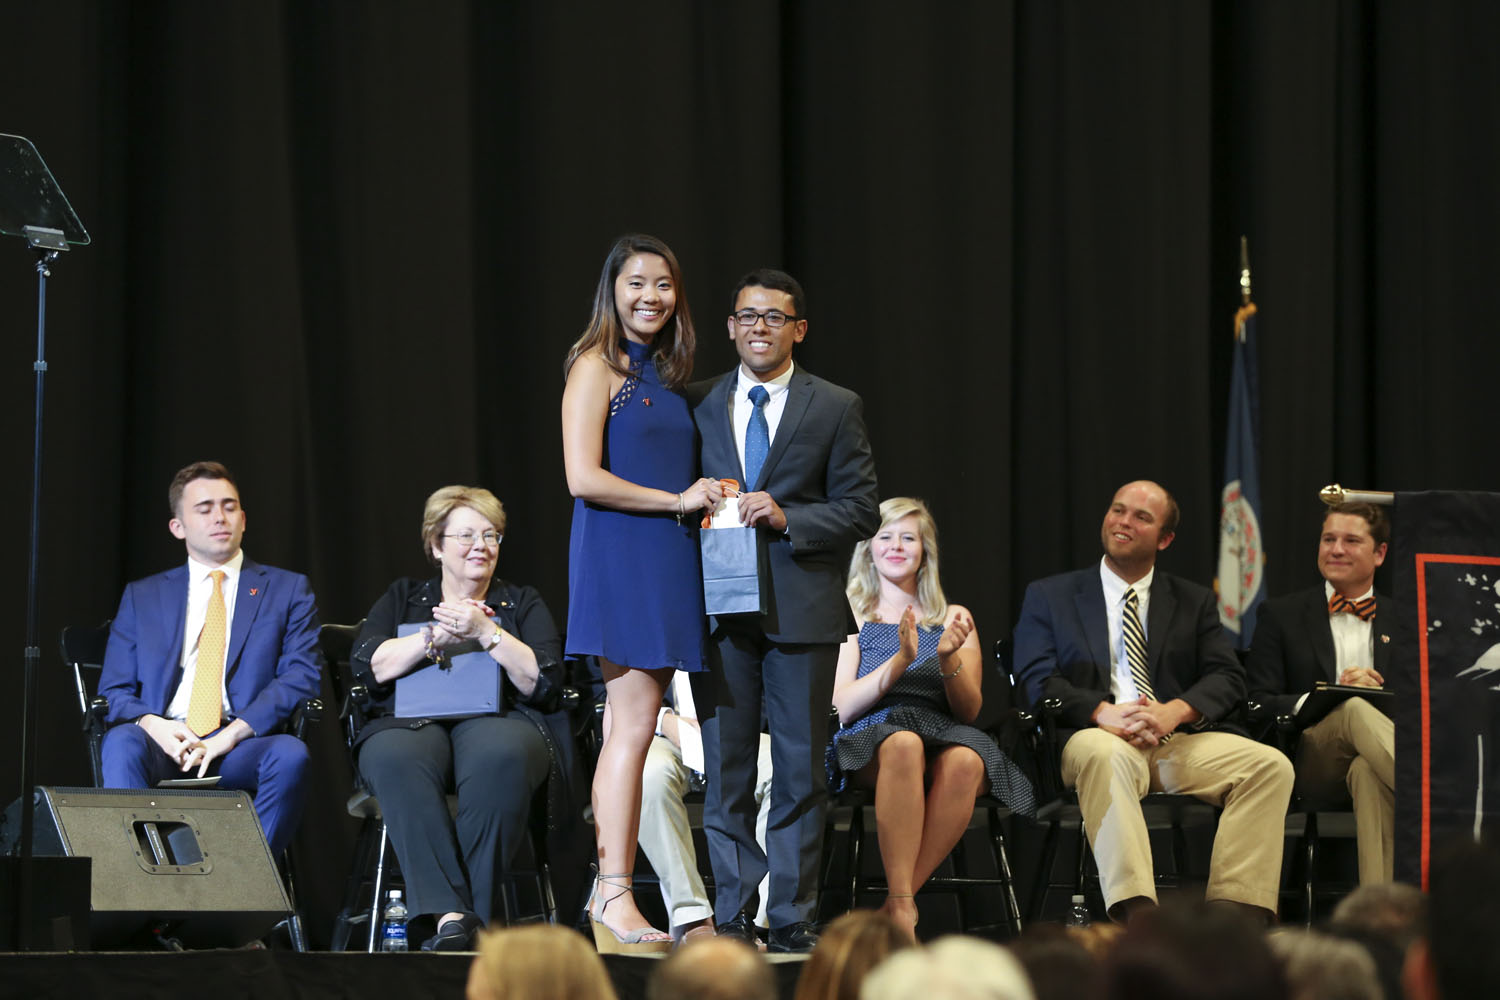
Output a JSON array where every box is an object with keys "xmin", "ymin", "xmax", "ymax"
[
  {"xmin": 97, "ymin": 461, "xmax": 323, "ymax": 855},
  {"xmin": 1014, "ymin": 480, "xmax": 1293, "ymax": 923}
]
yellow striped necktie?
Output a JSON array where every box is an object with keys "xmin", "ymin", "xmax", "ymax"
[{"xmin": 187, "ymin": 570, "xmax": 227, "ymax": 737}]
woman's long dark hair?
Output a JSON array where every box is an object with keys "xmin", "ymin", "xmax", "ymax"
[{"xmin": 564, "ymin": 233, "xmax": 696, "ymax": 390}]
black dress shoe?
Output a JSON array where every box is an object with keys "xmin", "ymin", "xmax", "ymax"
[
  {"xmin": 716, "ymin": 910, "xmax": 759, "ymax": 944},
  {"xmin": 421, "ymin": 911, "xmax": 483, "ymax": 951},
  {"xmin": 768, "ymin": 921, "xmax": 819, "ymax": 953}
]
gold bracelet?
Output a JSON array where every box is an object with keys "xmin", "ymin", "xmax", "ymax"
[
  {"xmin": 939, "ymin": 659, "xmax": 962, "ymax": 679},
  {"xmin": 675, "ymin": 491, "xmax": 685, "ymax": 525}
]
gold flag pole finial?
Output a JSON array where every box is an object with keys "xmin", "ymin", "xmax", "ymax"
[
  {"xmin": 1239, "ymin": 236, "xmax": 1252, "ymax": 306},
  {"xmin": 1320, "ymin": 484, "xmax": 1396, "ymax": 507}
]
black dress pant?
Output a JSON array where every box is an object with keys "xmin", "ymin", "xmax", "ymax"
[
  {"xmin": 358, "ymin": 714, "xmax": 548, "ymax": 923},
  {"xmin": 694, "ymin": 621, "xmax": 839, "ymax": 928}
]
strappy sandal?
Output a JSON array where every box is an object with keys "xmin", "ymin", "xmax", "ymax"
[{"xmin": 588, "ymin": 871, "xmax": 672, "ymax": 954}]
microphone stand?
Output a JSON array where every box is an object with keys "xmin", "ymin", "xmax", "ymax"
[{"xmin": 1, "ymin": 134, "xmax": 89, "ymax": 950}]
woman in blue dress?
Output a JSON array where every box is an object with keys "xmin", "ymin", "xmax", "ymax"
[
  {"xmin": 829, "ymin": 497, "xmax": 1035, "ymax": 940},
  {"xmin": 562, "ymin": 234, "xmax": 722, "ymax": 952}
]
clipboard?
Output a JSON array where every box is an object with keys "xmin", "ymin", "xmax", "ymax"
[
  {"xmin": 1293, "ymin": 682, "xmax": 1395, "ymax": 728},
  {"xmin": 157, "ymin": 776, "xmax": 222, "ymax": 789},
  {"xmin": 394, "ymin": 621, "xmax": 502, "ymax": 719}
]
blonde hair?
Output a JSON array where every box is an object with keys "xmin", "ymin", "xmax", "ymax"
[
  {"xmin": 794, "ymin": 910, "xmax": 913, "ymax": 1000},
  {"xmin": 420, "ymin": 485, "xmax": 507, "ymax": 565},
  {"xmin": 846, "ymin": 497, "xmax": 948, "ymax": 626},
  {"xmin": 468, "ymin": 925, "xmax": 618, "ymax": 1000},
  {"xmin": 861, "ymin": 936, "xmax": 1035, "ymax": 1000}
]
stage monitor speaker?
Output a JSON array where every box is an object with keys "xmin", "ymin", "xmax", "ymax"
[{"xmin": 0, "ymin": 786, "xmax": 291, "ymax": 948}]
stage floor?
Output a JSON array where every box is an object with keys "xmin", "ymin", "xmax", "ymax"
[{"xmin": 0, "ymin": 947, "xmax": 808, "ymax": 1000}]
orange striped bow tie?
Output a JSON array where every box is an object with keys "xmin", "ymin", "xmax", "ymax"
[{"xmin": 1328, "ymin": 594, "xmax": 1377, "ymax": 621}]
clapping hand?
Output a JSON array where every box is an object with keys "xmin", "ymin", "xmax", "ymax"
[
  {"xmin": 936, "ymin": 610, "xmax": 973, "ymax": 657},
  {"xmin": 895, "ymin": 605, "xmax": 920, "ymax": 670}
]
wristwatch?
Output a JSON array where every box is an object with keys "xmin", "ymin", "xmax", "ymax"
[{"xmin": 483, "ymin": 626, "xmax": 504, "ymax": 651}]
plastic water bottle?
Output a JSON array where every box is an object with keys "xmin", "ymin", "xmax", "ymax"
[
  {"xmin": 381, "ymin": 889, "xmax": 409, "ymax": 952},
  {"xmin": 1065, "ymin": 893, "xmax": 1091, "ymax": 927}
]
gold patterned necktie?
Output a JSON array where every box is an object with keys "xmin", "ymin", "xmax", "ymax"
[{"xmin": 187, "ymin": 570, "xmax": 227, "ymax": 737}]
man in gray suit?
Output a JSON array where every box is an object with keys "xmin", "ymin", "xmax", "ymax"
[{"xmin": 691, "ymin": 268, "xmax": 879, "ymax": 952}]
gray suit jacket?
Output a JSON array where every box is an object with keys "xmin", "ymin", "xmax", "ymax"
[{"xmin": 691, "ymin": 365, "xmax": 879, "ymax": 644}]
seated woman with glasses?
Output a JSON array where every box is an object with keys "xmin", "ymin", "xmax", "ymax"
[
  {"xmin": 350, "ymin": 485, "xmax": 562, "ymax": 951},
  {"xmin": 827, "ymin": 497, "xmax": 1035, "ymax": 940}
]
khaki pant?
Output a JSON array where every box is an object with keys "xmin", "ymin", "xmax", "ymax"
[
  {"xmin": 639, "ymin": 733, "xmax": 772, "ymax": 934},
  {"xmin": 1295, "ymin": 697, "xmax": 1395, "ymax": 884},
  {"xmin": 1061, "ymin": 728, "xmax": 1294, "ymax": 914}
]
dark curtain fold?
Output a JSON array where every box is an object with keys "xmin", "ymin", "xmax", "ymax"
[{"xmin": 3, "ymin": 0, "xmax": 1498, "ymax": 944}]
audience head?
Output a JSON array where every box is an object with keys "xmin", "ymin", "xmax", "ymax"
[
  {"xmin": 1405, "ymin": 837, "xmax": 1500, "ymax": 1000},
  {"xmin": 794, "ymin": 910, "xmax": 914, "ymax": 1000},
  {"xmin": 466, "ymin": 925, "xmax": 617, "ymax": 1000},
  {"xmin": 847, "ymin": 497, "xmax": 948, "ymax": 625},
  {"xmin": 1103, "ymin": 902, "xmax": 1283, "ymax": 1000},
  {"xmin": 646, "ymin": 937, "xmax": 776, "ymax": 1000},
  {"xmin": 567, "ymin": 233, "xmax": 696, "ymax": 389},
  {"xmin": 1266, "ymin": 929, "xmax": 1382, "ymax": 1000},
  {"xmin": 421, "ymin": 483, "xmax": 505, "ymax": 563},
  {"xmin": 1318, "ymin": 502, "xmax": 1388, "ymax": 594},
  {"xmin": 1100, "ymin": 480, "xmax": 1178, "ymax": 580},
  {"xmin": 860, "ymin": 935, "xmax": 1035, "ymax": 1000},
  {"xmin": 1008, "ymin": 924, "xmax": 1104, "ymax": 1000},
  {"xmin": 167, "ymin": 460, "xmax": 246, "ymax": 565},
  {"xmin": 1329, "ymin": 881, "xmax": 1427, "ymax": 953}
]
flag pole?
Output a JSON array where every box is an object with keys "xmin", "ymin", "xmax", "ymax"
[
  {"xmin": 1235, "ymin": 236, "xmax": 1257, "ymax": 341},
  {"xmin": 1240, "ymin": 235, "xmax": 1252, "ymax": 306},
  {"xmin": 1319, "ymin": 484, "xmax": 1395, "ymax": 507}
]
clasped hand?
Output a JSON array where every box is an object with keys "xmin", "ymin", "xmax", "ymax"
[
  {"xmin": 142, "ymin": 715, "xmax": 240, "ymax": 777},
  {"xmin": 1338, "ymin": 666, "xmax": 1384, "ymax": 688},
  {"xmin": 431, "ymin": 598, "xmax": 495, "ymax": 645},
  {"xmin": 1097, "ymin": 697, "xmax": 1181, "ymax": 748}
]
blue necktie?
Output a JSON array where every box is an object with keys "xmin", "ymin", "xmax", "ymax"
[{"xmin": 744, "ymin": 385, "xmax": 770, "ymax": 490}]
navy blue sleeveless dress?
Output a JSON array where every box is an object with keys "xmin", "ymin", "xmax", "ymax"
[
  {"xmin": 828, "ymin": 621, "xmax": 1035, "ymax": 815},
  {"xmin": 566, "ymin": 339, "xmax": 706, "ymax": 672}
]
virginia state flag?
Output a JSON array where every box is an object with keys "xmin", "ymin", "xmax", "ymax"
[{"xmin": 1216, "ymin": 303, "xmax": 1266, "ymax": 647}]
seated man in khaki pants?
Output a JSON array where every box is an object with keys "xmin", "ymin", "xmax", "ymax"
[
  {"xmin": 1014, "ymin": 479, "xmax": 1294, "ymax": 923},
  {"xmin": 1248, "ymin": 500, "xmax": 1395, "ymax": 884}
]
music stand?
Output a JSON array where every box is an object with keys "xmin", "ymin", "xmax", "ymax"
[{"xmin": 0, "ymin": 134, "xmax": 90, "ymax": 950}]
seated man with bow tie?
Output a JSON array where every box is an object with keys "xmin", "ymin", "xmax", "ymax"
[
  {"xmin": 1014, "ymin": 480, "xmax": 1294, "ymax": 924},
  {"xmin": 1247, "ymin": 501, "xmax": 1395, "ymax": 884},
  {"xmin": 96, "ymin": 461, "xmax": 323, "ymax": 855}
]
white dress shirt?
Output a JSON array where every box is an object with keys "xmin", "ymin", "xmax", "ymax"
[
  {"xmin": 164, "ymin": 550, "xmax": 243, "ymax": 723},
  {"xmin": 1100, "ymin": 557, "xmax": 1156, "ymax": 702},
  {"xmin": 1326, "ymin": 580, "xmax": 1377, "ymax": 675}
]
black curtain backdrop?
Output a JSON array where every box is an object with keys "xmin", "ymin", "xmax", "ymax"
[{"xmin": 3, "ymin": 1, "xmax": 1498, "ymax": 944}]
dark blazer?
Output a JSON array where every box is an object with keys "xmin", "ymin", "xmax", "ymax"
[
  {"xmin": 691, "ymin": 365, "xmax": 880, "ymax": 644},
  {"xmin": 1245, "ymin": 585, "xmax": 1393, "ymax": 726},
  {"xmin": 98, "ymin": 558, "xmax": 323, "ymax": 738},
  {"xmin": 348, "ymin": 576, "xmax": 563, "ymax": 746},
  {"xmin": 1013, "ymin": 565, "xmax": 1246, "ymax": 735}
]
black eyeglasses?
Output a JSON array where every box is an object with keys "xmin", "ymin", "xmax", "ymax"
[
  {"xmin": 732, "ymin": 309, "xmax": 799, "ymax": 329},
  {"xmin": 443, "ymin": 530, "xmax": 501, "ymax": 548}
]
